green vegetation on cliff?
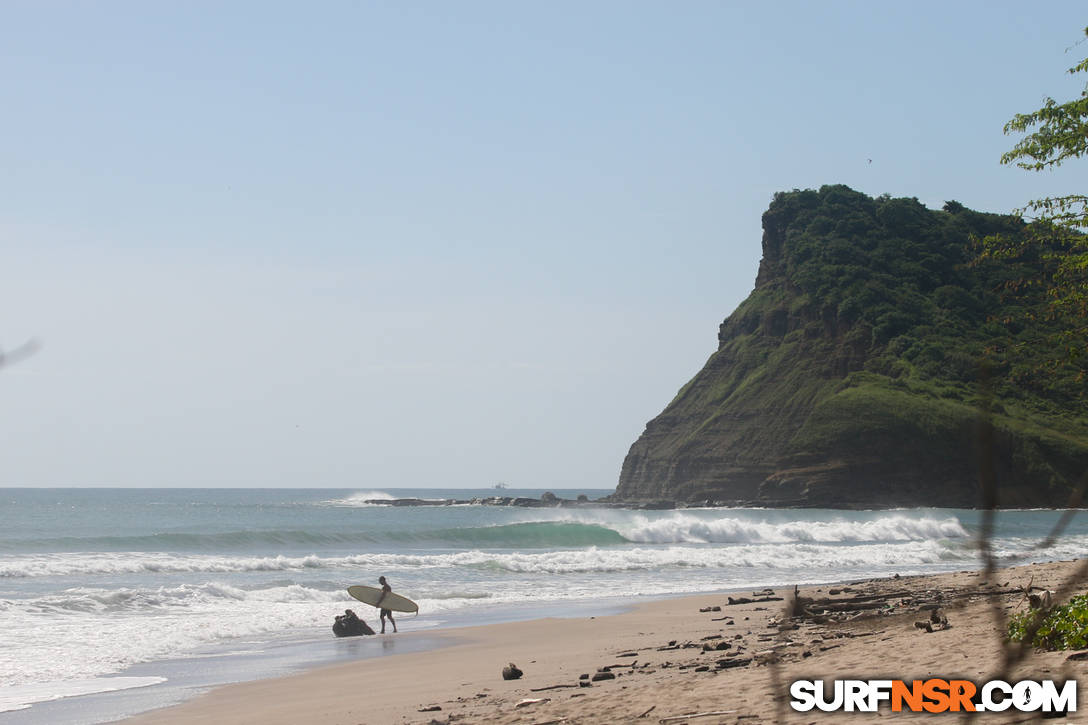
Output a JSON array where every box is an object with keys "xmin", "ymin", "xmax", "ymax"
[{"xmin": 617, "ymin": 185, "xmax": 1088, "ymax": 507}]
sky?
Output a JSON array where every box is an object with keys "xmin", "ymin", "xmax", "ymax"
[{"xmin": 1, "ymin": 1, "xmax": 1085, "ymax": 489}]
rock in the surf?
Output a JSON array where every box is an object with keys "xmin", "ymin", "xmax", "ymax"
[{"xmin": 332, "ymin": 609, "xmax": 375, "ymax": 637}]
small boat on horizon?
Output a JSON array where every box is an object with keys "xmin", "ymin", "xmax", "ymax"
[{"xmin": 493, "ymin": 482, "xmax": 508, "ymax": 490}]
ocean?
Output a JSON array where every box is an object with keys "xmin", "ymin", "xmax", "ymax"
[{"xmin": 2, "ymin": 487, "xmax": 1086, "ymax": 723}]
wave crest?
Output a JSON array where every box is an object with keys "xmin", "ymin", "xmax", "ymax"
[
  {"xmin": 320, "ymin": 491, "xmax": 396, "ymax": 506},
  {"xmin": 609, "ymin": 513, "xmax": 968, "ymax": 544}
]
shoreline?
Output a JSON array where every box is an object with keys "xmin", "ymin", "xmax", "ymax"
[
  {"xmin": 122, "ymin": 558, "xmax": 1088, "ymax": 724},
  {"xmin": 1, "ymin": 597, "xmax": 641, "ymax": 725}
]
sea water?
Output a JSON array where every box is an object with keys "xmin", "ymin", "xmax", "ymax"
[{"xmin": 2, "ymin": 488, "xmax": 1087, "ymax": 723}]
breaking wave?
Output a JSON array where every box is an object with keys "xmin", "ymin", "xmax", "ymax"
[
  {"xmin": 319, "ymin": 491, "xmax": 396, "ymax": 506},
  {"xmin": 607, "ymin": 513, "xmax": 969, "ymax": 544},
  {"xmin": 0, "ymin": 514, "xmax": 973, "ymax": 577},
  {"xmin": 0, "ymin": 539, "xmax": 975, "ymax": 580}
]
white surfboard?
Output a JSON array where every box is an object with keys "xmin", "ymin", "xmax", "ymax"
[{"xmin": 347, "ymin": 585, "xmax": 419, "ymax": 613}]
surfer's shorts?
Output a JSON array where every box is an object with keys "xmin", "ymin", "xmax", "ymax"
[{"xmin": 380, "ymin": 608, "xmax": 392, "ymax": 616}]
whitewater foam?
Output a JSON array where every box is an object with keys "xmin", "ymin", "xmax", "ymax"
[
  {"xmin": 502, "ymin": 510, "xmax": 970, "ymax": 545},
  {"xmin": 321, "ymin": 490, "xmax": 397, "ymax": 506},
  {"xmin": 0, "ymin": 677, "xmax": 167, "ymax": 714}
]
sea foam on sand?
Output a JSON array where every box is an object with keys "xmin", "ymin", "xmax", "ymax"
[{"xmin": 0, "ymin": 677, "xmax": 166, "ymax": 714}]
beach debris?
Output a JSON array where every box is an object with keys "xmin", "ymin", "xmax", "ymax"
[
  {"xmin": 579, "ymin": 673, "xmax": 590, "ymax": 680},
  {"xmin": 658, "ymin": 709, "xmax": 737, "ymax": 722},
  {"xmin": 591, "ymin": 671, "xmax": 616, "ymax": 681},
  {"xmin": 726, "ymin": 594, "xmax": 782, "ymax": 605},
  {"xmin": 716, "ymin": 656, "xmax": 752, "ymax": 669},
  {"xmin": 515, "ymin": 697, "xmax": 549, "ymax": 708},
  {"xmin": 754, "ymin": 649, "xmax": 779, "ymax": 664},
  {"xmin": 1029, "ymin": 590, "xmax": 1054, "ymax": 611},
  {"xmin": 638, "ymin": 704, "xmax": 657, "ymax": 718},
  {"xmin": 1066, "ymin": 651, "xmax": 1088, "ymax": 662},
  {"xmin": 418, "ymin": 704, "xmax": 442, "ymax": 712},
  {"xmin": 914, "ymin": 607, "xmax": 950, "ymax": 633},
  {"xmin": 698, "ymin": 606, "xmax": 721, "ymax": 612},
  {"xmin": 617, "ymin": 651, "xmax": 638, "ymax": 657},
  {"xmin": 530, "ymin": 684, "xmax": 579, "ymax": 692},
  {"xmin": 606, "ymin": 660, "xmax": 638, "ymax": 669},
  {"xmin": 578, "ymin": 680, "xmax": 593, "ymax": 687},
  {"xmin": 502, "ymin": 663, "xmax": 524, "ymax": 680}
]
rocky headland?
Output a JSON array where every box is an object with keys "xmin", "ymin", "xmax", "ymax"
[{"xmin": 615, "ymin": 186, "xmax": 1088, "ymax": 508}]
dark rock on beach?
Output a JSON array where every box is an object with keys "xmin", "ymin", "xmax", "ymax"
[{"xmin": 332, "ymin": 610, "xmax": 374, "ymax": 637}]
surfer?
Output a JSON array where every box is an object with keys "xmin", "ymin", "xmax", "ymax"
[{"xmin": 376, "ymin": 576, "xmax": 397, "ymax": 633}]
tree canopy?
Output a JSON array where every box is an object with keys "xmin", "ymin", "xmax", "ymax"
[
  {"xmin": 981, "ymin": 26, "xmax": 1088, "ymax": 368},
  {"xmin": 758, "ymin": 186, "xmax": 1086, "ymax": 406}
]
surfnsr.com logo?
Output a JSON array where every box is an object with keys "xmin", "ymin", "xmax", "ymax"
[{"xmin": 790, "ymin": 679, "xmax": 1076, "ymax": 713}]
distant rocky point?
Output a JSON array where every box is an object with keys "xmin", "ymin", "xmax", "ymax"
[{"xmin": 360, "ymin": 494, "xmax": 681, "ymax": 510}]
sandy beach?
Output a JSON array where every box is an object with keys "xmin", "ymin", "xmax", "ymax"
[{"xmin": 123, "ymin": 558, "xmax": 1088, "ymax": 724}]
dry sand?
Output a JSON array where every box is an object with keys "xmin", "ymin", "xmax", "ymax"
[{"xmin": 124, "ymin": 560, "xmax": 1088, "ymax": 724}]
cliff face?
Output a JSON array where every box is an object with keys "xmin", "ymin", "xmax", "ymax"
[{"xmin": 616, "ymin": 185, "xmax": 1088, "ymax": 508}]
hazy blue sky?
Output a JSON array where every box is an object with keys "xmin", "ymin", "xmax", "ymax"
[{"xmin": 2, "ymin": 2, "xmax": 1085, "ymax": 488}]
